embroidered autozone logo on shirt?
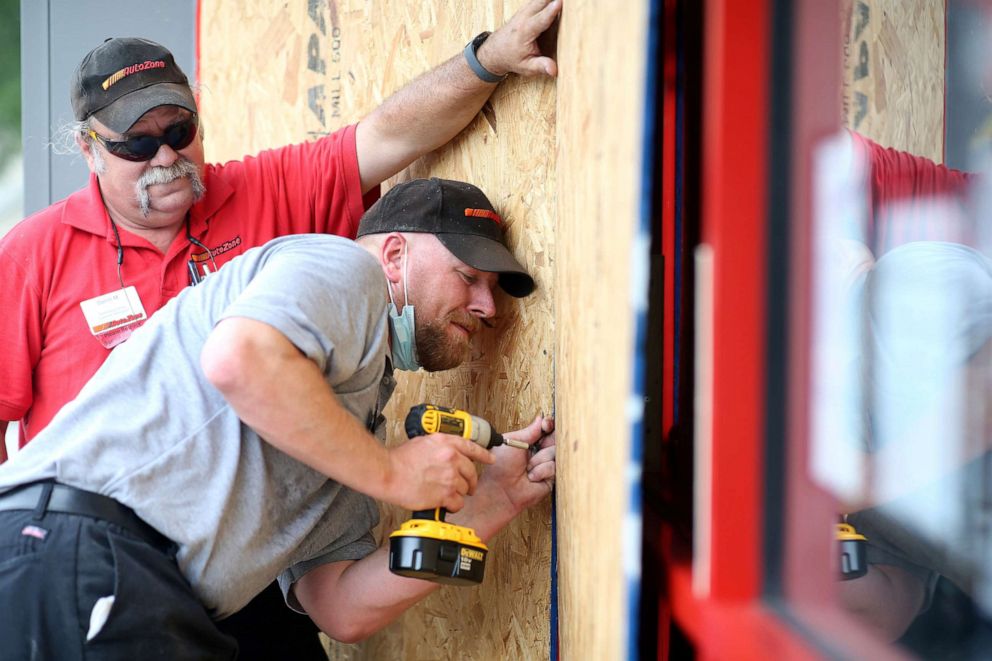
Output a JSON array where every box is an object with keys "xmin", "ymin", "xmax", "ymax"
[{"xmin": 190, "ymin": 236, "xmax": 242, "ymax": 263}]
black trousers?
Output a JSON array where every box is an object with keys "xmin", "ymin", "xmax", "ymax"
[
  {"xmin": 217, "ymin": 582, "xmax": 327, "ymax": 661},
  {"xmin": 0, "ymin": 506, "xmax": 237, "ymax": 660},
  {"xmin": 0, "ymin": 482, "xmax": 328, "ymax": 660}
]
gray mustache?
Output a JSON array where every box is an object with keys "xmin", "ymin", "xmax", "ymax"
[
  {"xmin": 137, "ymin": 159, "xmax": 200, "ymax": 188},
  {"xmin": 135, "ymin": 158, "xmax": 206, "ymax": 217}
]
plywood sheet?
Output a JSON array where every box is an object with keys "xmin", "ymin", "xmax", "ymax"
[
  {"xmin": 201, "ymin": 1, "xmax": 648, "ymax": 658},
  {"xmin": 201, "ymin": 1, "xmax": 557, "ymax": 659},
  {"xmin": 553, "ymin": 0, "xmax": 648, "ymax": 659},
  {"xmin": 842, "ymin": 0, "xmax": 945, "ymax": 160}
]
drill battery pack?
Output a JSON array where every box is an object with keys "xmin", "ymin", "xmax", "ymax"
[
  {"xmin": 389, "ymin": 516, "xmax": 489, "ymax": 585},
  {"xmin": 836, "ymin": 522, "xmax": 868, "ymax": 580}
]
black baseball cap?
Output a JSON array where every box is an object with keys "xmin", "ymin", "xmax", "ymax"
[
  {"xmin": 71, "ymin": 37, "xmax": 197, "ymax": 133},
  {"xmin": 357, "ymin": 178, "xmax": 535, "ymax": 297}
]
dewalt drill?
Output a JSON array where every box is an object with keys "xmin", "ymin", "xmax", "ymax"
[
  {"xmin": 388, "ymin": 404, "xmax": 529, "ymax": 585},
  {"xmin": 836, "ymin": 517, "xmax": 868, "ymax": 580}
]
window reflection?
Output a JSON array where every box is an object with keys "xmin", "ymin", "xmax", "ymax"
[
  {"xmin": 814, "ymin": 132, "xmax": 992, "ymax": 651},
  {"xmin": 811, "ymin": 3, "xmax": 992, "ymax": 653}
]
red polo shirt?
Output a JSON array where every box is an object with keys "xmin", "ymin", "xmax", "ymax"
[
  {"xmin": 852, "ymin": 132, "xmax": 975, "ymax": 254},
  {"xmin": 0, "ymin": 123, "xmax": 377, "ymax": 445}
]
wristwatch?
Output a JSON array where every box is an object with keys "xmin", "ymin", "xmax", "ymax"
[{"xmin": 464, "ymin": 32, "xmax": 508, "ymax": 84}]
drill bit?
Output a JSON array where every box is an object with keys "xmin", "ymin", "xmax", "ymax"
[{"xmin": 489, "ymin": 429, "xmax": 530, "ymax": 450}]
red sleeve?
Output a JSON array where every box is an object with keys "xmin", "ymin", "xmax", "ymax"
[
  {"xmin": 851, "ymin": 131, "xmax": 975, "ymax": 253},
  {"xmin": 295, "ymin": 123, "xmax": 376, "ymax": 237},
  {"xmin": 0, "ymin": 233, "xmax": 43, "ymax": 422},
  {"xmin": 225, "ymin": 124, "xmax": 380, "ymax": 240}
]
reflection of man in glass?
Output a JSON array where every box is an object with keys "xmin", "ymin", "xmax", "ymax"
[
  {"xmin": 839, "ymin": 240, "xmax": 992, "ymax": 641},
  {"xmin": 850, "ymin": 131, "xmax": 976, "ymax": 254}
]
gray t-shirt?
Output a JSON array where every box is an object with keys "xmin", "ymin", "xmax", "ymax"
[{"xmin": 0, "ymin": 234, "xmax": 393, "ymax": 618}]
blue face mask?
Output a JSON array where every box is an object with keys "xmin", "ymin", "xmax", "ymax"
[{"xmin": 387, "ymin": 243, "xmax": 421, "ymax": 372}]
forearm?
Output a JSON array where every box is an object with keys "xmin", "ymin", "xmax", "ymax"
[
  {"xmin": 201, "ymin": 318, "xmax": 392, "ymax": 500},
  {"xmin": 302, "ymin": 496, "xmax": 526, "ymax": 643},
  {"xmin": 301, "ymin": 484, "xmax": 534, "ymax": 641},
  {"xmin": 445, "ymin": 479, "xmax": 519, "ymax": 542},
  {"xmin": 202, "ymin": 318, "xmax": 490, "ymax": 511},
  {"xmin": 355, "ymin": 53, "xmax": 495, "ymax": 192},
  {"xmin": 354, "ymin": 0, "xmax": 561, "ymax": 192},
  {"xmin": 297, "ymin": 546, "xmax": 441, "ymax": 643},
  {"xmin": 838, "ymin": 563, "xmax": 926, "ymax": 641}
]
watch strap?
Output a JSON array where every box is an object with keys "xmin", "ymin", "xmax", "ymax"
[{"xmin": 464, "ymin": 31, "xmax": 507, "ymax": 84}]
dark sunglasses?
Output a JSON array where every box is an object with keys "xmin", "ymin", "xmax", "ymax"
[{"xmin": 87, "ymin": 115, "xmax": 199, "ymax": 162}]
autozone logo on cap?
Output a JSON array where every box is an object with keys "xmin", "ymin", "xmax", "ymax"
[{"xmin": 102, "ymin": 60, "xmax": 167, "ymax": 90}]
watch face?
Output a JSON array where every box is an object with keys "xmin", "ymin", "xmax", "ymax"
[{"xmin": 473, "ymin": 31, "xmax": 491, "ymax": 49}]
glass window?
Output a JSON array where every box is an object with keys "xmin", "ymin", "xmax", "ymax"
[{"xmin": 808, "ymin": 1, "xmax": 992, "ymax": 654}]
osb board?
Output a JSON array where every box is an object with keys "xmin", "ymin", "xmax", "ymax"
[
  {"xmin": 553, "ymin": 0, "xmax": 647, "ymax": 659},
  {"xmin": 200, "ymin": 1, "xmax": 556, "ymax": 659},
  {"xmin": 842, "ymin": 0, "xmax": 945, "ymax": 161}
]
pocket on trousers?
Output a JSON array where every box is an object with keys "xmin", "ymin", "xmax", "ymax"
[
  {"xmin": 83, "ymin": 526, "xmax": 237, "ymax": 659},
  {"xmin": 81, "ymin": 527, "xmax": 155, "ymax": 645}
]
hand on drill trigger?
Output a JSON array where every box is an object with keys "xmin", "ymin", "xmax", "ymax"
[{"xmin": 385, "ymin": 433, "xmax": 495, "ymax": 512}]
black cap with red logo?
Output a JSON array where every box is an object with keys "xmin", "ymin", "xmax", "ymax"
[
  {"xmin": 357, "ymin": 178, "xmax": 535, "ymax": 297},
  {"xmin": 71, "ymin": 37, "xmax": 197, "ymax": 133}
]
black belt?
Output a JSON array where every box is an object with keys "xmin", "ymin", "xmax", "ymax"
[{"xmin": 0, "ymin": 481, "xmax": 173, "ymax": 551}]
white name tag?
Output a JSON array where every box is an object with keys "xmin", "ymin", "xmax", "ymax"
[{"xmin": 79, "ymin": 286, "xmax": 148, "ymax": 349}]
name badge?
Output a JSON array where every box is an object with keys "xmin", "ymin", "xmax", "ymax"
[{"xmin": 79, "ymin": 286, "xmax": 148, "ymax": 349}]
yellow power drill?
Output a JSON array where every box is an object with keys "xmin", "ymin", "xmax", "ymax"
[{"xmin": 388, "ymin": 404, "xmax": 530, "ymax": 585}]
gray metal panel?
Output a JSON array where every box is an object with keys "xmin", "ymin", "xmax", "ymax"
[
  {"xmin": 20, "ymin": 0, "xmax": 197, "ymax": 217},
  {"xmin": 20, "ymin": 0, "xmax": 51, "ymax": 218}
]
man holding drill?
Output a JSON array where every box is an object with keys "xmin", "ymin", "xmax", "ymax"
[{"xmin": 0, "ymin": 178, "xmax": 556, "ymax": 658}]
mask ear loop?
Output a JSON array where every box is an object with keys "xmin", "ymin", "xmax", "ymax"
[{"xmin": 401, "ymin": 240, "xmax": 411, "ymax": 308}]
